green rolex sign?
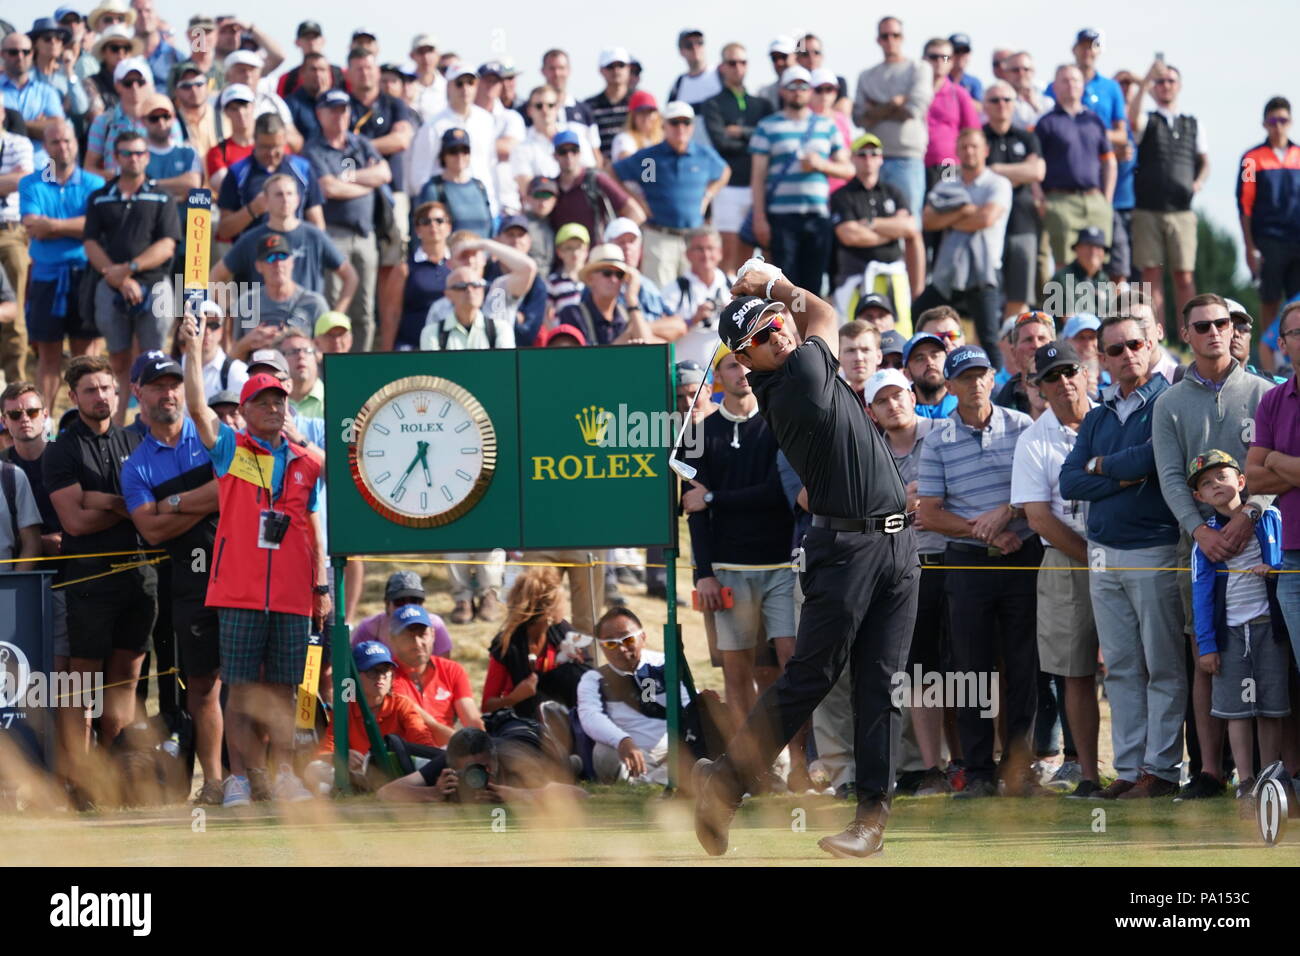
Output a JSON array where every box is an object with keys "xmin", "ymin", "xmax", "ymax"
[{"xmin": 323, "ymin": 345, "xmax": 676, "ymax": 555}]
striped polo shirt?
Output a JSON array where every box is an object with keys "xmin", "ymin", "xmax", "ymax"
[
  {"xmin": 748, "ymin": 111, "xmax": 846, "ymax": 216},
  {"xmin": 917, "ymin": 403, "xmax": 1034, "ymax": 546}
]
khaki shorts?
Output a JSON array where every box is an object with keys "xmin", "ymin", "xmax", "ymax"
[
  {"xmin": 378, "ymin": 191, "xmax": 411, "ymax": 268},
  {"xmin": 1036, "ymin": 546, "xmax": 1099, "ymax": 677},
  {"xmin": 713, "ymin": 567, "xmax": 796, "ymax": 652},
  {"xmin": 1044, "ymin": 191, "xmax": 1112, "ymax": 271},
  {"xmin": 1131, "ymin": 209, "xmax": 1197, "ymax": 272}
]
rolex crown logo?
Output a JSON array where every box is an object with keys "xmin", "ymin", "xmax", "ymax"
[
  {"xmin": 413, "ymin": 396, "xmax": 430, "ymax": 414},
  {"xmin": 576, "ymin": 405, "xmax": 611, "ymax": 446}
]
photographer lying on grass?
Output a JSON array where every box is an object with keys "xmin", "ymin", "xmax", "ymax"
[{"xmin": 377, "ymin": 728, "xmax": 587, "ymax": 805}]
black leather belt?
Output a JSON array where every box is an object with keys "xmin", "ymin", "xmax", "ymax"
[{"xmin": 811, "ymin": 512, "xmax": 913, "ymax": 534}]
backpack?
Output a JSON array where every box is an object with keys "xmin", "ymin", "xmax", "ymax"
[
  {"xmin": 219, "ymin": 355, "xmax": 234, "ymax": 390},
  {"xmin": 579, "ymin": 168, "xmax": 617, "ymax": 239},
  {"xmin": 438, "ymin": 315, "xmax": 498, "ymax": 350}
]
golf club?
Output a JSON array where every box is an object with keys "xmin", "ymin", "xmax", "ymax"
[
  {"xmin": 668, "ymin": 255, "xmax": 773, "ymax": 482},
  {"xmin": 668, "ymin": 340, "xmax": 724, "ymax": 482}
]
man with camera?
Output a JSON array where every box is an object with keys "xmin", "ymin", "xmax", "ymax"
[
  {"xmin": 178, "ymin": 312, "xmax": 328, "ymax": 807},
  {"xmin": 376, "ymin": 727, "xmax": 586, "ymax": 805}
]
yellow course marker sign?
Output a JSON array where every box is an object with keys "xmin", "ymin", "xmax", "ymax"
[{"xmin": 183, "ymin": 187, "xmax": 213, "ymax": 314}]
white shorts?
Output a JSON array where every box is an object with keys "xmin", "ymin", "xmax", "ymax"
[{"xmin": 712, "ymin": 185, "xmax": 752, "ymax": 234}]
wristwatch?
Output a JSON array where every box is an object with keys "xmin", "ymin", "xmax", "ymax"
[
  {"xmin": 313, "ymin": 584, "xmax": 330, "ymax": 595},
  {"xmin": 128, "ymin": 259, "xmax": 140, "ymax": 274},
  {"xmin": 1086, "ymin": 456, "xmax": 1102, "ymax": 476},
  {"xmin": 703, "ymin": 491, "xmax": 714, "ymax": 506},
  {"xmin": 166, "ymin": 494, "xmax": 182, "ymax": 513},
  {"xmin": 1243, "ymin": 504, "xmax": 1262, "ymax": 524}
]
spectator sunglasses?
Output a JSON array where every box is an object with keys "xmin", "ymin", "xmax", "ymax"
[
  {"xmin": 449, "ymin": 280, "xmax": 487, "ymax": 290},
  {"xmin": 1040, "ymin": 365, "xmax": 1079, "ymax": 383},
  {"xmin": 598, "ymin": 629, "xmax": 644, "ymax": 649},
  {"xmin": 4, "ymin": 407, "xmax": 42, "ymax": 421},
  {"xmin": 1103, "ymin": 338, "xmax": 1147, "ymax": 357},
  {"xmin": 1189, "ymin": 317, "xmax": 1230, "ymax": 335}
]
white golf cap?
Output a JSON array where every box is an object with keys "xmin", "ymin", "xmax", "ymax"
[
  {"xmin": 769, "ymin": 35, "xmax": 796, "ymax": 55},
  {"xmin": 809, "ymin": 68, "xmax": 838, "ymax": 89},
  {"xmin": 219, "ymin": 83, "xmax": 256, "ymax": 108},
  {"xmin": 198, "ymin": 300, "xmax": 224, "ymax": 317},
  {"xmin": 599, "ymin": 47, "xmax": 631, "ymax": 68},
  {"xmin": 223, "ymin": 49, "xmax": 263, "ymax": 71},
  {"xmin": 863, "ymin": 368, "xmax": 912, "ymax": 405},
  {"xmin": 780, "ymin": 65, "xmax": 813, "ymax": 88},
  {"xmin": 410, "ymin": 33, "xmax": 437, "ymax": 51},
  {"xmin": 603, "ymin": 217, "xmax": 641, "ymax": 242},
  {"xmin": 662, "ymin": 100, "xmax": 695, "ymax": 121},
  {"xmin": 113, "ymin": 55, "xmax": 150, "ymax": 84}
]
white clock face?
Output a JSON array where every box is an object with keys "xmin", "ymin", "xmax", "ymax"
[{"xmin": 349, "ymin": 376, "xmax": 497, "ymax": 528}]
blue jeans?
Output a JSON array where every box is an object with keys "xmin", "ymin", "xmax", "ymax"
[
  {"xmin": 1276, "ymin": 551, "xmax": 1300, "ymax": 666},
  {"xmin": 881, "ymin": 157, "xmax": 926, "ymax": 222},
  {"xmin": 768, "ymin": 213, "xmax": 832, "ymax": 297}
]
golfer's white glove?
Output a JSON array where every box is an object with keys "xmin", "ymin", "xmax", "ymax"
[{"xmin": 737, "ymin": 257, "xmax": 783, "ymax": 285}]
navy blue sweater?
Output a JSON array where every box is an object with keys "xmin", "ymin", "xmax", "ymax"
[{"xmin": 1059, "ymin": 374, "xmax": 1179, "ymax": 549}]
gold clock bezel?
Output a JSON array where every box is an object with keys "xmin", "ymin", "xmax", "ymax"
[{"xmin": 348, "ymin": 375, "xmax": 497, "ymax": 528}]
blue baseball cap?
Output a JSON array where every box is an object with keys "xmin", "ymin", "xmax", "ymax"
[
  {"xmin": 389, "ymin": 604, "xmax": 433, "ymax": 634},
  {"xmin": 129, "ymin": 349, "xmax": 169, "ymax": 384},
  {"xmin": 552, "ymin": 129, "xmax": 581, "ymax": 149},
  {"xmin": 1062, "ymin": 312, "xmax": 1101, "ymax": 340},
  {"xmin": 440, "ymin": 127, "xmax": 471, "ymax": 151},
  {"xmin": 315, "ymin": 89, "xmax": 351, "ymax": 109},
  {"xmin": 902, "ymin": 332, "xmax": 945, "ymax": 365},
  {"xmin": 943, "ymin": 345, "xmax": 993, "ymax": 379},
  {"xmin": 496, "ymin": 214, "xmax": 529, "ymax": 235},
  {"xmin": 353, "ymin": 640, "xmax": 396, "ymax": 672}
]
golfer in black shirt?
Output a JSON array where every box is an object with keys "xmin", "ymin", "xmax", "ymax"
[{"xmin": 693, "ymin": 261, "xmax": 919, "ymax": 858}]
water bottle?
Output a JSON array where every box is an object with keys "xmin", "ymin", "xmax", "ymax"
[{"xmin": 159, "ymin": 732, "xmax": 180, "ymax": 758}]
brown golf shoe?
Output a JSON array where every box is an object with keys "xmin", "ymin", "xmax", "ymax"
[
  {"xmin": 449, "ymin": 600, "xmax": 473, "ymax": 625},
  {"xmin": 1115, "ymin": 772, "xmax": 1179, "ymax": 799},
  {"xmin": 476, "ymin": 591, "xmax": 505, "ymax": 623}
]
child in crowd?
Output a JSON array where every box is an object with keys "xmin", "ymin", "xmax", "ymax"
[
  {"xmin": 546, "ymin": 222, "xmax": 589, "ymax": 324},
  {"xmin": 1188, "ymin": 450, "xmax": 1289, "ymax": 798}
]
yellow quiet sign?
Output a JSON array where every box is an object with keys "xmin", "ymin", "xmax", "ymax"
[{"xmin": 183, "ymin": 188, "xmax": 212, "ymax": 314}]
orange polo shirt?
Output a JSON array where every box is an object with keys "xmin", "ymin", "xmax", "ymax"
[{"xmin": 318, "ymin": 692, "xmax": 437, "ymax": 756}]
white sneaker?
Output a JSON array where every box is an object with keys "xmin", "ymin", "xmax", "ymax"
[
  {"xmin": 1047, "ymin": 761, "xmax": 1082, "ymax": 790},
  {"xmin": 222, "ymin": 775, "xmax": 252, "ymax": 808},
  {"xmin": 272, "ymin": 765, "xmax": 314, "ymax": 803}
]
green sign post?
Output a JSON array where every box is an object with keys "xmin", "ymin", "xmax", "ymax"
[{"xmin": 323, "ymin": 346, "xmax": 680, "ymax": 789}]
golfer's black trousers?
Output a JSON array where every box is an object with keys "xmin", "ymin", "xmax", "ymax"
[{"xmin": 718, "ymin": 526, "xmax": 919, "ymax": 822}]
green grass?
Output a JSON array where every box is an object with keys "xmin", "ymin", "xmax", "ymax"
[{"xmin": 2, "ymin": 790, "xmax": 1296, "ymax": 867}]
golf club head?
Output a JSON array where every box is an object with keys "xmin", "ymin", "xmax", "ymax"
[{"xmin": 669, "ymin": 456, "xmax": 697, "ymax": 481}]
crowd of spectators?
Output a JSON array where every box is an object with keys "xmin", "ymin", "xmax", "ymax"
[{"xmin": 2, "ymin": 7, "xmax": 1300, "ymax": 809}]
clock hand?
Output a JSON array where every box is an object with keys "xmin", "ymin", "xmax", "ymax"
[
  {"xmin": 392, "ymin": 447, "xmax": 422, "ymax": 497},
  {"xmin": 416, "ymin": 440, "xmax": 433, "ymax": 486}
]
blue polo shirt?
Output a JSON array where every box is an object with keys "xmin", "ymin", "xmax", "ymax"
[
  {"xmin": 917, "ymin": 404, "xmax": 1034, "ymax": 546},
  {"xmin": 0, "ymin": 74, "xmax": 65, "ymax": 125},
  {"xmin": 1046, "ymin": 73, "xmax": 1131, "ymax": 206},
  {"xmin": 1034, "ymin": 105, "xmax": 1113, "ymax": 192},
  {"xmin": 216, "ymin": 152, "xmax": 322, "ymax": 228},
  {"xmin": 18, "ymin": 166, "xmax": 106, "ymax": 276},
  {"xmin": 303, "ymin": 132, "xmax": 383, "ymax": 236},
  {"xmin": 2, "ymin": 74, "xmax": 64, "ymax": 166},
  {"xmin": 121, "ymin": 417, "xmax": 216, "ymax": 513},
  {"xmin": 612, "ymin": 140, "xmax": 727, "ymax": 229},
  {"xmin": 914, "ymin": 393, "xmax": 958, "ymax": 419}
]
